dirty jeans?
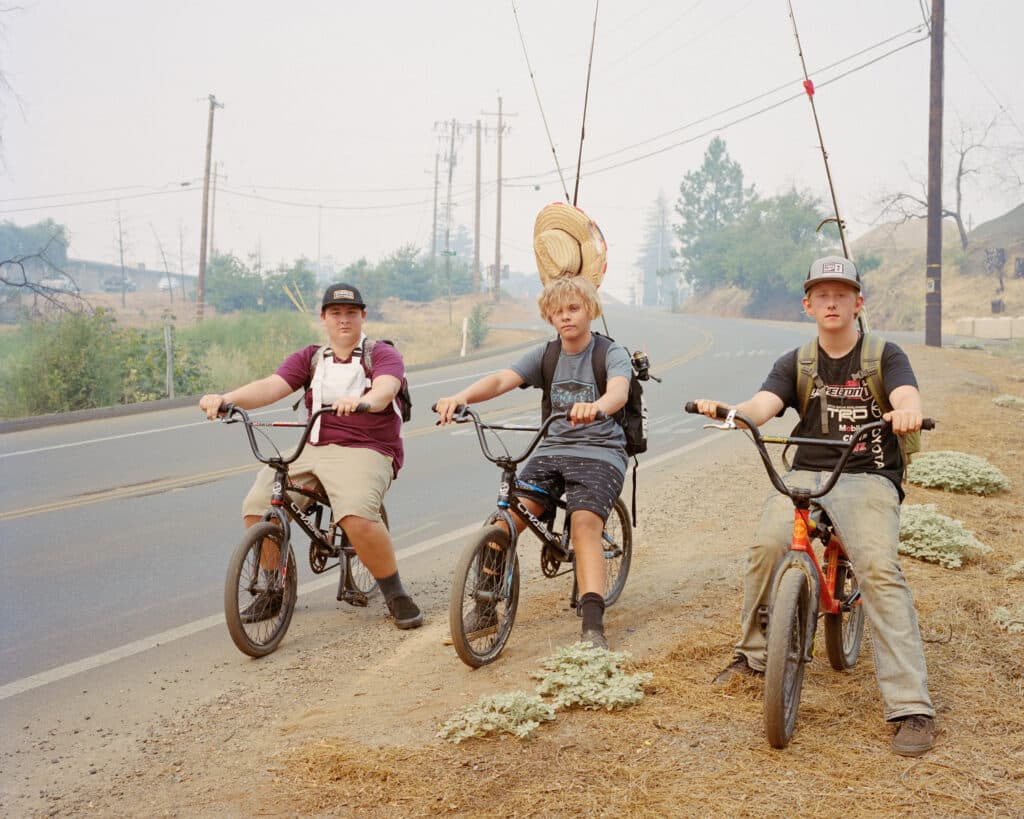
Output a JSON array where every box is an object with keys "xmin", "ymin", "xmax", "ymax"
[{"xmin": 735, "ymin": 470, "xmax": 934, "ymax": 721}]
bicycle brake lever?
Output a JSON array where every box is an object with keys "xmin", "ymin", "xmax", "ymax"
[{"xmin": 702, "ymin": 408, "xmax": 739, "ymax": 430}]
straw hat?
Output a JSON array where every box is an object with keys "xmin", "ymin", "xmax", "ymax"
[{"xmin": 533, "ymin": 202, "xmax": 608, "ymax": 288}]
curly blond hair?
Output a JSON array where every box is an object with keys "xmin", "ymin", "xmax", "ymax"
[{"xmin": 536, "ymin": 276, "xmax": 603, "ymax": 325}]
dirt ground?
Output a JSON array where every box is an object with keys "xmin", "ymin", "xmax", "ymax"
[{"xmin": 3, "ymin": 340, "xmax": 1022, "ymax": 817}]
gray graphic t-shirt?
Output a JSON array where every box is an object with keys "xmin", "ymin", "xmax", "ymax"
[{"xmin": 512, "ymin": 335, "xmax": 632, "ymax": 474}]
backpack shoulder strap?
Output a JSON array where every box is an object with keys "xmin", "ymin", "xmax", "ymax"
[
  {"xmin": 359, "ymin": 337, "xmax": 375, "ymax": 377},
  {"xmin": 856, "ymin": 333, "xmax": 890, "ymax": 412},
  {"xmin": 540, "ymin": 338, "xmax": 561, "ymax": 420},
  {"xmin": 795, "ymin": 339, "xmax": 828, "ymax": 433},
  {"xmin": 590, "ymin": 332, "xmax": 611, "ymax": 397},
  {"xmin": 292, "ymin": 345, "xmax": 331, "ymax": 411}
]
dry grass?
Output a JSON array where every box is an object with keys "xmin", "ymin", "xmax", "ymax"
[{"xmin": 270, "ymin": 342, "xmax": 1024, "ymax": 818}]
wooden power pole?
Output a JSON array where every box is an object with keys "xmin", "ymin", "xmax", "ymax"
[
  {"xmin": 925, "ymin": 0, "xmax": 944, "ymax": 347},
  {"xmin": 197, "ymin": 94, "xmax": 223, "ymax": 322}
]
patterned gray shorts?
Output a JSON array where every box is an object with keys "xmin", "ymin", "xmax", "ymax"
[{"xmin": 518, "ymin": 455, "xmax": 624, "ymax": 522}]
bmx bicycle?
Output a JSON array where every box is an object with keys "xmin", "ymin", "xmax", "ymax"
[
  {"xmin": 219, "ymin": 403, "xmax": 384, "ymax": 657},
  {"xmin": 438, "ymin": 404, "xmax": 632, "ymax": 668},
  {"xmin": 684, "ymin": 401, "xmax": 933, "ymax": 748}
]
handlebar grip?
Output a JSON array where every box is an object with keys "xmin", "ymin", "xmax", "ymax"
[
  {"xmin": 354, "ymin": 402, "xmax": 370, "ymax": 414},
  {"xmin": 684, "ymin": 401, "xmax": 698, "ymax": 414},
  {"xmin": 684, "ymin": 401, "xmax": 730, "ymax": 419},
  {"xmin": 922, "ymin": 418, "xmax": 936, "ymax": 431}
]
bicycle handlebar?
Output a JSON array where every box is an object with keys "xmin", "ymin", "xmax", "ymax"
[
  {"xmin": 683, "ymin": 401, "xmax": 935, "ymax": 502},
  {"xmin": 431, "ymin": 402, "xmax": 608, "ymax": 466},
  {"xmin": 220, "ymin": 402, "xmax": 369, "ymax": 467}
]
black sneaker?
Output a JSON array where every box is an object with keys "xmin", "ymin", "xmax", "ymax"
[
  {"xmin": 239, "ymin": 589, "xmax": 283, "ymax": 624},
  {"xmin": 891, "ymin": 715, "xmax": 935, "ymax": 757},
  {"xmin": 387, "ymin": 594, "xmax": 424, "ymax": 630},
  {"xmin": 713, "ymin": 655, "xmax": 762, "ymax": 684}
]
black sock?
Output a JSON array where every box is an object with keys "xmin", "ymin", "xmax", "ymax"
[
  {"xmin": 377, "ymin": 571, "xmax": 406, "ymax": 603},
  {"xmin": 579, "ymin": 592, "xmax": 605, "ymax": 633}
]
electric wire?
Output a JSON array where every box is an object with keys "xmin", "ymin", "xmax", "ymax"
[
  {"xmin": 947, "ymin": 32, "xmax": 1024, "ymax": 141},
  {"xmin": 0, "ymin": 186, "xmax": 198, "ymax": 216}
]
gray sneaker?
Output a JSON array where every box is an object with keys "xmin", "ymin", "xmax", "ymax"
[
  {"xmin": 891, "ymin": 715, "xmax": 935, "ymax": 757},
  {"xmin": 713, "ymin": 655, "xmax": 762, "ymax": 684}
]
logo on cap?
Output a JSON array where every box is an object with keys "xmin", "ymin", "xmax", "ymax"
[
  {"xmin": 333, "ymin": 289, "xmax": 355, "ymax": 300},
  {"xmin": 822, "ymin": 262, "xmax": 844, "ymax": 274}
]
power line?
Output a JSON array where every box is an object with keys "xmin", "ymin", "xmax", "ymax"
[
  {"xmin": 0, "ymin": 186, "xmax": 198, "ymax": 215},
  {"xmin": 947, "ymin": 32, "xmax": 1024, "ymax": 140}
]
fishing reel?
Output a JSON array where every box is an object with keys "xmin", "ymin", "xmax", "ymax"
[{"xmin": 631, "ymin": 350, "xmax": 661, "ymax": 383}]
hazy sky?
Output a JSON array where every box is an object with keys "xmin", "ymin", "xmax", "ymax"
[{"xmin": 2, "ymin": 1, "xmax": 1022, "ymax": 300}]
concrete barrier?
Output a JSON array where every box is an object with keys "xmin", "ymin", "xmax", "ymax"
[
  {"xmin": 1012, "ymin": 316, "xmax": 1024, "ymax": 339},
  {"xmin": 974, "ymin": 317, "xmax": 1014, "ymax": 339},
  {"xmin": 955, "ymin": 317, "xmax": 975, "ymax": 335}
]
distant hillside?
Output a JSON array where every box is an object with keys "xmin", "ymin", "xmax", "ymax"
[{"xmin": 852, "ymin": 202, "xmax": 1024, "ymax": 330}]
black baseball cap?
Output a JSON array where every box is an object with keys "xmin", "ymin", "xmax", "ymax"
[{"xmin": 321, "ymin": 283, "xmax": 366, "ymax": 310}]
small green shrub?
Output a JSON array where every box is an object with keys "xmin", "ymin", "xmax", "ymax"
[
  {"xmin": 467, "ymin": 302, "xmax": 492, "ymax": 350},
  {"xmin": 992, "ymin": 394, "xmax": 1024, "ymax": 410},
  {"xmin": 899, "ymin": 503, "xmax": 991, "ymax": 569},
  {"xmin": 437, "ymin": 692, "xmax": 555, "ymax": 743},
  {"xmin": 992, "ymin": 607, "xmax": 1024, "ymax": 634},
  {"xmin": 531, "ymin": 643, "xmax": 652, "ymax": 711},
  {"xmin": 907, "ymin": 451, "xmax": 1010, "ymax": 495}
]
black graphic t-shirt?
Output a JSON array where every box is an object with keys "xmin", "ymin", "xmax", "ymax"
[{"xmin": 760, "ymin": 337, "xmax": 918, "ymax": 494}]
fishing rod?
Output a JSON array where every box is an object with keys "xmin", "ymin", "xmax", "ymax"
[
  {"xmin": 785, "ymin": 0, "xmax": 850, "ymax": 260},
  {"xmin": 573, "ymin": 0, "xmax": 600, "ymax": 208},
  {"xmin": 511, "ymin": 0, "xmax": 571, "ymax": 203}
]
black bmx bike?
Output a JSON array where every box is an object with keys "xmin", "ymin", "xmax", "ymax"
[
  {"xmin": 685, "ymin": 402, "xmax": 933, "ymax": 747},
  {"xmin": 439, "ymin": 404, "xmax": 633, "ymax": 668},
  {"xmin": 219, "ymin": 403, "xmax": 384, "ymax": 657}
]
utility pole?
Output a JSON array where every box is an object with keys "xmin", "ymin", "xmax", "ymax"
[
  {"xmin": 925, "ymin": 0, "xmax": 944, "ymax": 347},
  {"xmin": 474, "ymin": 119, "xmax": 482, "ymax": 294},
  {"xmin": 483, "ymin": 96, "xmax": 516, "ymax": 302},
  {"xmin": 444, "ymin": 118, "xmax": 456, "ymax": 325},
  {"xmin": 317, "ymin": 204, "xmax": 323, "ymax": 281},
  {"xmin": 116, "ymin": 204, "xmax": 128, "ymax": 309},
  {"xmin": 431, "ymin": 152, "xmax": 439, "ymax": 259},
  {"xmin": 197, "ymin": 94, "xmax": 223, "ymax": 322}
]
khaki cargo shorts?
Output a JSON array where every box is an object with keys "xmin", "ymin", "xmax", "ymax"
[{"xmin": 242, "ymin": 444, "xmax": 393, "ymax": 523}]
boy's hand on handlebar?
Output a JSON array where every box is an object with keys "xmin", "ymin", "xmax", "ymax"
[
  {"xmin": 433, "ymin": 396, "xmax": 464, "ymax": 425},
  {"xmin": 884, "ymin": 408, "xmax": 923, "ymax": 435},
  {"xmin": 198, "ymin": 394, "xmax": 227, "ymax": 420},
  {"xmin": 691, "ymin": 399, "xmax": 730, "ymax": 420},
  {"xmin": 568, "ymin": 402, "xmax": 605, "ymax": 425},
  {"xmin": 332, "ymin": 397, "xmax": 369, "ymax": 416}
]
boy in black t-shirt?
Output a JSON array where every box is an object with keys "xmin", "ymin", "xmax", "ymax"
[{"xmin": 693, "ymin": 256, "xmax": 935, "ymax": 757}]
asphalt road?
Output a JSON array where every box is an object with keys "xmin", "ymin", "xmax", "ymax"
[{"xmin": 0, "ymin": 308, "xmax": 818, "ymax": 692}]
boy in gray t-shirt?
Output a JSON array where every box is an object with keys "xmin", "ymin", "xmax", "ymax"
[{"xmin": 435, "ymin": 276, "xmax": 631, "ymax": 648}]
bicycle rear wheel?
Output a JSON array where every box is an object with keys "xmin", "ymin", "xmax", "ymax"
[
  {"xmin": 763, "ymin": 567, "xmax": 812, "ymax": 748},
  {"xmin": 448, "ymin": 525, "xmax": 519, "ymax": 668},
  {"xmin": 601, "ymin": 498, "xmax": 633, "ymax": 606},
  {"xmin": 823, "ymin": 559, "xmax": 864, "ymax": 670},
  {"xmin": 224, "ymin": 523, "xmax": 298, "ymax": 657}
]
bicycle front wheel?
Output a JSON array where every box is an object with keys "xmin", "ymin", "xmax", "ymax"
[
  {"xmin": 448, "ymin": 525, "xmax": 519, "ymax": 668},
  {"xmin": 601, "ymin": 498, "xmax": 633, "ymax": 606},
  {"xmin": 823, "ymin": 559, "xmax": 864, "ymax": 670},
  {"xmin": 763, "ymin": 567, "xmax": 812, "ymax": 749},
  {"xmin": 224, "ymin": 523, "xmax": 298, "ymax": 658}
]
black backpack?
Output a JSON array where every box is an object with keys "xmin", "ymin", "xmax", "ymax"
[
  {"xmin": 539, "ymin": 332, "xmax": 649, "ymax": 523},
  {"xmin": 299, "ymin": 339, "xmax": 412, "ymax": 422}
]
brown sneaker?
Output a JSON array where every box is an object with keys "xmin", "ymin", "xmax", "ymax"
[
  {"xmin": 713, "ymin": 655, "xmax": 762, "ymax": 684},
  {"xmin": 891, "ymin": 715, "xmax": 935, "ymax": 757}
]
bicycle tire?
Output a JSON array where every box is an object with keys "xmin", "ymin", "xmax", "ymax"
[
  {"xmin": 448, "ymin": 525, "xmax": 519, "ymax": 668},
  {"xmin": 601, "ymin": 497, "xmax": 633, "ymax": 606},
  {"xmin": 342, "ymin": 504, "xmax": 388, "ymax": 597},
  {"xmin": 823, "ymin": 559, "xmax": 864, "ymax": 670},
  {"xmin": 763, "ymin": 567, "xmax": 811, "ymax": 749},
  {"xmin": 224, "ymin": 523, "xmax": 298, "ymax": 658}
]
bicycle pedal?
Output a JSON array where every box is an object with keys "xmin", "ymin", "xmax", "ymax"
[{"xmin": 339, "ymin": 590, "xmax": 369, "ymax": 607}]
